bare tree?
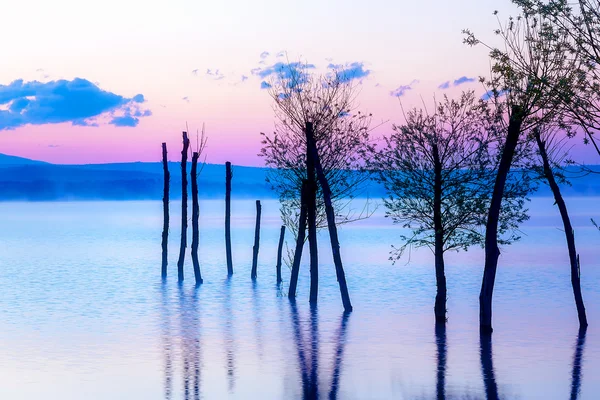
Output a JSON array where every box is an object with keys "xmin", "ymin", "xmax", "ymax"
[
  {"xmin": 261, "ymin": 62, "xmax": 371, "ymax": 308},
  {"xmin": 191, "ymin": 127, "xmax": 208, "ymax": 286},
  {"xmin": 177, "ymin": 131, "xmax": 190, "ymax": 282},
  {"xmin": 368, "ymin": 91, "xmax": 530, "ymax": 323}
]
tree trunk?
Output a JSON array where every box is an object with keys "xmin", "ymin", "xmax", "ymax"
[
  {"xmin": 306, "ymin": 127, "xmax": 319, "ymax": 303},
  {"xmin": 288, "ymin": 180, "xmax": 309, "ymax": 299},
  {"xmin": 432, "ymin": 143, "xmax": 447, "ymax": 323},
  {"xmin": 225, "ymin": 161, "xmax": 233, "ymax": 276},
  {"xmin": 276, "ymin": 225, "xmax": 286, "ymax": 283},
  {"xmin": 161, "ymin": 142, "xmax": 170, "ymax": 279},
  {"xmin": 177, "ymin": 132, "xmax": 190, "ymax": 282},
  {"xmin": 191, "ymin": 151, "xmax": 202, "ymax": 285},
  {"xmin": 536, "ymin": 133, "xmax": 588, "ymax": 328},
  {"xmin": 306, "ymin": 122, "xmax": 353, "ymax": 312},
  {"xmin": 480, "ymin": 106, "xmax": 523, "ymax": 333},
  {"xmin": 251, "ymin": 200, "xmax": 261, "ymax": 279}
]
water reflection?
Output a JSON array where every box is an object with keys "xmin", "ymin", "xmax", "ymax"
[
  {"xmin": 570, "ymin": 328, "xmax": 587, "ymax": 400},
  {"xmin": 480, "ymin": 333, "xmax": 499, "ymax": 400},
  {"xmin": 223, "ymin": 278, "xmax": 236, "ymax": 392},
  {"xmin": 289, "ymin": 302, "xmax": 351, "ymax": 399},
  {"xmin": 160, "ymin": 283, "xmax": 203, "ymax": 400},
  {"xmin": 434, "ymin": 324, "xmax": 447, "ymax": 400},
  {"xmin": 160, "ymin": 282, "xmax": 173, "ymax": 400}
]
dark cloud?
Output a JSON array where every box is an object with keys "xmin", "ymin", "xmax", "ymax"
[
  {"xmin": 453, "ymin": 76, "xmax": 476, "ymax": 86},
  {"xmin": 0, "ymin": 78, "xmax": 150, "ymax": 130},
  {"xmin": 481, "ymin": 89, "xmax": 507, "ymax": 101},
  {"xmin": 260, "ymin": 81, "xmax": 272, "ymax": 89},
  {"xmin": 252, "ymin": 62, "xmax": 315, "ymax": 89},
  {"xmin": 438, "ymin": 81, "xmax": 451, "ymax": 90}
]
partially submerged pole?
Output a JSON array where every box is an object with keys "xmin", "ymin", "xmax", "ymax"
[
  {"xmin": 288, "ymin": 180, "xmax": 309, "ymax": 299},
  {"xmin": 225, "ymin": 161, "xmax": 233, "ymax": 276},
  {"xmin": 276, "ymin": 225, "xmax": 286, "ymax": 284},
  {"xmin": 177, "ymin": 131, "xmax": 190, "ymax": 282},
  {"xmin": 161, "ymin": 142, "xmax": 170, "ymax": 278},
  {"xmin": 306, "ymin": 122, "xmax": 352, "ymax": 312},
  {"xmin": 251, "ymin": 200, "xmax": 261, "ymax": 279},
  {"xmin": 191, "ymin": 151, "xmax": 203, "ymax": 285}
]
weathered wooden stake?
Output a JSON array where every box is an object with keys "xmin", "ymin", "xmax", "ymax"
[
  {"xmin": 161, "ymin": 142, "xmax": 170, "ymax": 278},
  {"xmin": 251, "ymin": 200, "xmax": 261, "ymax": 279},
  {"xmin": 225, "ymin": 161, "xmax": 233, "ymax": 276},
  {"xmin": 276, "ymin": 225, "xmax": 286, "ymax": 283},
  {"xmin": 177, "ymin": 131, "xmax": 190, "ymax": 282},
  {"xmin": 191, "ymin": 151, "xmax": 203, "ymax": 285}
]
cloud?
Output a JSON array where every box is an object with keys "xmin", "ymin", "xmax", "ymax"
[
  {"xmin": 191, "ymin": 69, "xmax": 199, "ymax": 76},
  {"xmin": 260, "ymin": 51, "xmax": 270, "ymax": 59},
  {"xmin": 260, "ymin": 81, "xmax": 272, "ymax": 89},
  {"xmin": 438, "ymin": 81, "xmax": 451, "ymax": 90},
  {"xmin": 252, "ymin": 62, "xmax": 316, "ymax": 89},
  {"xmin": 481, "ymin": 89, "xmax": 508, "ymax": 101},
  {"xmin": 276, "ymin": 51, "xmax": 285, "ymax": 58},
  {"xmin": 110, "ymin": 114, "xmax": 139, "ymax": 127},
  {"xmin": 241, "ymin": 75, "xmax": 249, "ymax": 82},
  {"xmin": 47, "ymin": 144, "xmax": 60, "ymax": 148},
  {"xmin": 206, "ymin": 69, "xmax": 225, "ymax": 80},
  {"xmin": 327, "ymin": 62, "xmax": 370, "ymax": 83},
  {"xmin": 390, "ymin": 80, "xmax": 419, "ymax": 97},
  {"xmin": 0, "ymin": 78, "xmax": 150, "ymax": 130},
  {"xmin": 453, "ymin": 76, "xmax": 476, "ymax": 86},
  {"xmin": 182, "ymin": 96, "xmax": 190, "ymax": 103}
]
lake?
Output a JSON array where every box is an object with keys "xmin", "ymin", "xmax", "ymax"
[{"xmin": 0, "ymin": 198, "xmax": 599, "ymax": 399}]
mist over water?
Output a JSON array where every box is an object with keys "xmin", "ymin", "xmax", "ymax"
[{"xmin": 0, "ymin": 198, "xmax": 599, "ymax": 399}]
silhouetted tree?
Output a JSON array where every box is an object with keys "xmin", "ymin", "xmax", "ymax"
[
  {"xmin": 177, "ymin": 131, "xmax": 190, "ymax": 282},
  {"xmin": 251, "ymin": 200, "xmax": 261, "ymax": 280},
  {"xmin": 191, "ymin": 128, "xmax": 208, "ymax": 286},
  {"xmin": 161, "ymin": 142, "xmax": 170, "ymax": 279},
  {"xmin": 368, "ymin": 92, "xmax": 530, "ymax": 323},
  {"xmin": 225, "ymin": 161, "xmax": 233, "ymax": 276},
  {"xmin": 530, "ymin": 125, "xmax": 588, "ymax": 327},
  {"xmin": 464, "ymin": 9, "xmax": 573, "ymax": 332},
  {"xmin": 261, "ymin": 62, "xmax": 372, "ymax": 305}
]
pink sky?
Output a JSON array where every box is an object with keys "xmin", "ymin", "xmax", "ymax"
[{"xmin": 1, "ymin": 0, "xmax": 598, "ymax": 166}]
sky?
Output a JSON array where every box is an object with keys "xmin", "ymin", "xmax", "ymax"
[{"xmin": 1, "ymin": 0, "xmax": 597, "ymax": 166}]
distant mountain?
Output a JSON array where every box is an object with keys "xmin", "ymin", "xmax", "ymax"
[
  {"xmin": 0, "ymin": 153, "xmax": 49, "ymax": 166},
  {"xmin": 0, "ymin": 153, "xmax": 598, "ymax": 201}
]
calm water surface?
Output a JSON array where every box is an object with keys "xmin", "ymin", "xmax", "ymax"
[{"xmin": 0, "ymin": 198, "xmax": 599, "ymax": 399}]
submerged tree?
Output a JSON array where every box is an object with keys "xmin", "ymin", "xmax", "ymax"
[
  {"xmin": 529, "ymin": 124, "xmax": 588, "ymax": 327},
  {"xmin": 368, "ymin": 91, "xmax": 530, "ymax": 323},
  {"xmin": 464, "ymin": 8, "xmax": 574, "ymax": 332},
  {"xmin": 260, "ymin": 62, "xmax": 372, "ymax": 304}
]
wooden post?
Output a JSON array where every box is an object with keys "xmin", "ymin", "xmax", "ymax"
[
  {"xmin": 177, "ymin": 131, "xmax": 190, "ymax": 282},
  {"xmin": 225, "ymin": 162, "xmax": 233, "ymax": 276},
  {"xmin": 276, "ymin": 225, "xmax": 286, "ymax": 283},
  {"xmin": 305, "ymin": 122, "xmax": 352, "ymax": 312},
  {"xmin": 191, "ymin": 151, "xmax": 203, "ymax": 285},
  {"xmin": 288, "ymin": 180, "xmax": 309, "ymax": 299},
  {"xmin": 251, "ymin": 200, "xmax": 261, "ymax": 279},
  {"xmin": 161, "ymin": 142, "xmax": 170, "ymax": 278}
]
